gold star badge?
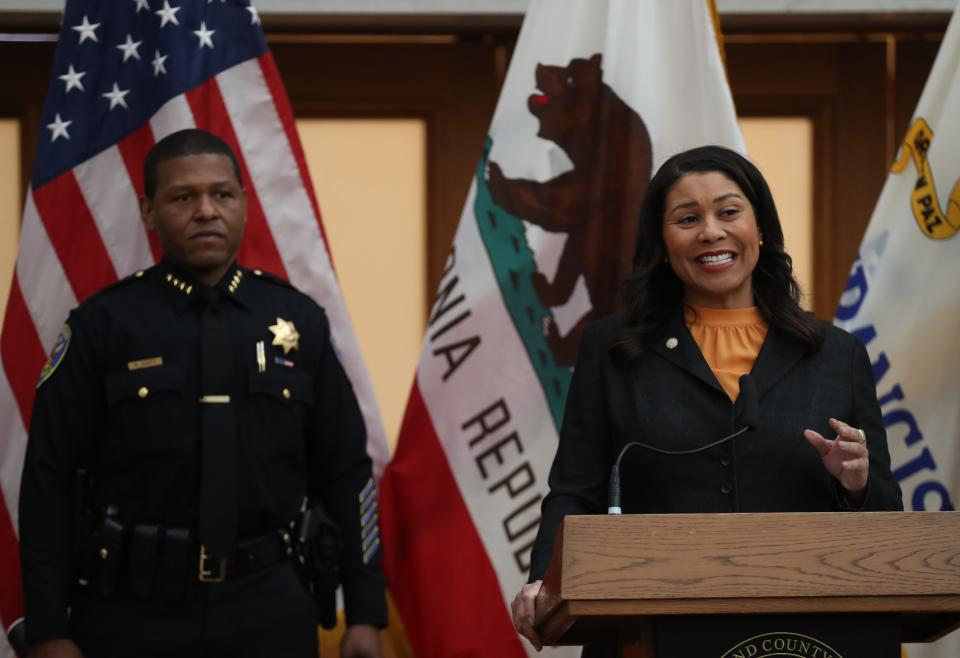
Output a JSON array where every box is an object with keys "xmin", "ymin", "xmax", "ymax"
[{"xmin": 268, "ymin": 317, "xmax": 300, "ymax": 355}]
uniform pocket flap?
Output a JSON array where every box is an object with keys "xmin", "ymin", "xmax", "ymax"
[
  {"xmin": 105, "ymin": 366, "xmax": 185, "ymax": 406},
  {"xmin": 248, "ymin": 368, "xmax": 314, "ymax": 405}
]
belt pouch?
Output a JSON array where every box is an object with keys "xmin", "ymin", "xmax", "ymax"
[
  {"xmin": 95, "ymin": 517, "xmax": 124, "ymax": 597},
  {"xmin": 129, "ymin": 525, "xmax": 159, "ymax": 598},
  {"xmin": 160, "ymin": 528, "xmax": 192, "ymax": 603}
]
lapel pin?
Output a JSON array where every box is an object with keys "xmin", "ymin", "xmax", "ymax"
[{"xmin": 666, "ymin": 337, "xmax": 678, "ymax": 349}]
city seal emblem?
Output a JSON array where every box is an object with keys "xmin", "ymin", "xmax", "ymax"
[{"xmin": 721, "ymin": 632, "xmax": 844, "ymax": 658}]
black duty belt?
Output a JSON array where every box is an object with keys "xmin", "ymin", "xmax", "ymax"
[
  {"xmin": 86, "ymin": 522, "xmax": 294, "ymax": 603},
  {"xmin": 201, "ymin": 529, "xmax": 294, "ymax": 583}
]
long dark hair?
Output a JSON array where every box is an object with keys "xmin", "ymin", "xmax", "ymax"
[{"xmin": 610, "ymin": 145, "xmax": 824, "ymax": 363}]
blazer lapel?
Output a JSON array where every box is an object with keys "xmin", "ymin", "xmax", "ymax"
[
  {"xmin": 648, "ymin": 309, "xmax": 808, "ymax": 405},
  {"xmin": 649, "ymin": 308, "xmax": 725, "ymax": 396},
  {"xmin": 749, "ymin": 325, "xmax": 806, "ymax": 399}
]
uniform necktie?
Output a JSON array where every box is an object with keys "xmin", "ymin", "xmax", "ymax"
[{"xmin": 198, "ymin": 286, "xmax": 238, "ymax": 562}]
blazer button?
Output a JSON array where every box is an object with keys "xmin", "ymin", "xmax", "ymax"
[
  {"xmin": 720, "ymin": 484, "xmax": 732, "ymax": 495},
  {"xmin": 720, "ymin": 457, "xmax": 731, "ymax": 467}
]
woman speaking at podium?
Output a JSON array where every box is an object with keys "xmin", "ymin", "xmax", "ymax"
[{"xmin": 511, "ymin": 145, "xmax": 903, "ymax": 655}]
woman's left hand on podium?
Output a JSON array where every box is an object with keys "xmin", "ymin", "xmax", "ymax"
[{"xmin": 511, "ymin": 579, "xmax": 543, "ymax": 651}]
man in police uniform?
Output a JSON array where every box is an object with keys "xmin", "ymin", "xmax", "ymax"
[{"xmin": 19, "ymin": 129, "xmax": 386, "ymax": 658}]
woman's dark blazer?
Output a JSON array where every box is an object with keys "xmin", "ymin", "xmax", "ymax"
[{"xmin": 529, "ymin": 309, "xmax": 903, "ymax": 582}]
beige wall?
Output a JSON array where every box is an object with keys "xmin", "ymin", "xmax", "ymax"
[
  {"xmin": 0, "ymin": 119, "xmax": 20, "ymax": 330},
  {"xmin": 297, "ymin": 119, "xmax": 427, "ymax": 451},
  {"xmin": 740, "ymin": 117, "xmax": 814, "ymax": 309}
]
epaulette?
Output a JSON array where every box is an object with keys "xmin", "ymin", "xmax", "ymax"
[
  {"xmin": 120, "ymin": 268, "xmax": 150, "ymax": 285},
  {"xmin": 77, "ymin": 267, "xmax": 150, "ymax": 308},
  {"xmin": 247, "ymin": 267, "xmax": 295, "ymax": 289},
  {"xmin": 104, "ymin": 268, "xmax": 150, "ymax": 292}
]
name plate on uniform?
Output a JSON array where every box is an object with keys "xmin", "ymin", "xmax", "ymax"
[{"xmin": 127, "ymin": 357, "xmax": 163, "ymax": 371}]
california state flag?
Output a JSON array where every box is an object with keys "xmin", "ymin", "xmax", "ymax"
[
  {"xmin": 379, "ymin": 1, "xmax": 743, "ymax": 655},
  {"xmin": 834, "ymin": 3, "xmax": 960, "ymax": 658}
]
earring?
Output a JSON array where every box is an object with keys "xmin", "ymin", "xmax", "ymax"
[{"xmin": 759, "ymin": 239, "xmax": 764, "ymax": 247}]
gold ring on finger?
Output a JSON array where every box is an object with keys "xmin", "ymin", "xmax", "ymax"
[{"xmin": 855, "ymin": 428, "xmax": 866, "ymax": 444}]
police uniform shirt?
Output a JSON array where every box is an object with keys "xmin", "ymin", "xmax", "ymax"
[{"xmin": 19, "ymin": 260, "xmax": 386, "ymax": 643}]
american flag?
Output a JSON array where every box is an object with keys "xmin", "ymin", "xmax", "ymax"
[{"xmin": 0, "ymin": 1, "xmax": 388, "ymax": 652}]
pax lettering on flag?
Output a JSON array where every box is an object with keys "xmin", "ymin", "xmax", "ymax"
[
  {"xmin": 0, "ymin": 1, "xmax": 388, "ymax": 654},
  {"xmin": 379, "ymin": 1, "xmax": 744, "ymax": 656},
  {"xmin": 835, "ymin": 3, "xmax": 960, "ymax": 658}
]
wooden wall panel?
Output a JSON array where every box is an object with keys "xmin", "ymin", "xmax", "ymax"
[{"xmin": 895, "ymin": 39, "xmax": 941, "ymax": 140}]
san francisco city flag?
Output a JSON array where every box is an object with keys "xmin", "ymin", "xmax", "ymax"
[
  {"xmin": 835, "ymin": 2, "xmax": 960, "ymax": 658},
  {"xmin": 379, "ymin": 0, "xmax": 744, "ymax": 655},
  {"xmin": 0, "ymin": 2, "xmax": 388, "ymax": 655}
]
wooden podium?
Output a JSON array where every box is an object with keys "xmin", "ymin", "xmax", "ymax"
[{"xmin": 535, "ymin": 512, "xmax": 960, "ymax": 657}]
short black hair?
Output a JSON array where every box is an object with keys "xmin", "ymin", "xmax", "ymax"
[{"xmin": 142, "ymin": 128, "xmax": 243, "ymax": 199}]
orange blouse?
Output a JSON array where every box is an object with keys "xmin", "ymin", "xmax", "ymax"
[{"xmin": 685, "ymin": 305, "xmax": 768, "ymax": 402}]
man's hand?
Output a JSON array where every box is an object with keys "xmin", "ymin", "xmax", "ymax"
[
  {"xmin": 340, "ymin": 624, "xmax": 383, "ymax": 658},
  {"xmin": 26, "ymin": 639, "xmax": 83, "ymax": 658}
]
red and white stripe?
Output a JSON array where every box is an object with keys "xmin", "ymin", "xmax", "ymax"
[
  {"xmin": 380, "ymin": 382, "xmax": 531, "ymax": 658},
  {"xmin": 0, "ymin": 52, "xmax": 387, "ymax": 649},
  {"xmin": 379, "ymin": 193, "xmax": 560, "ymax": 658}
]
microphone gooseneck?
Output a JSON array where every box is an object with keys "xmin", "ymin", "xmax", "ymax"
[
  {"xmin": 607, "ymin": 374, "xmax": 759, "ymax": 515},
  {"xmin": 607, "ymin": 465, "xmax": 622, "ymax": 515}
]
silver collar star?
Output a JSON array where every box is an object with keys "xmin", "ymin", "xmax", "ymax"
[{"xmin": 59, "ymin": 64, "xmax": 86, "ymax": 93}]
